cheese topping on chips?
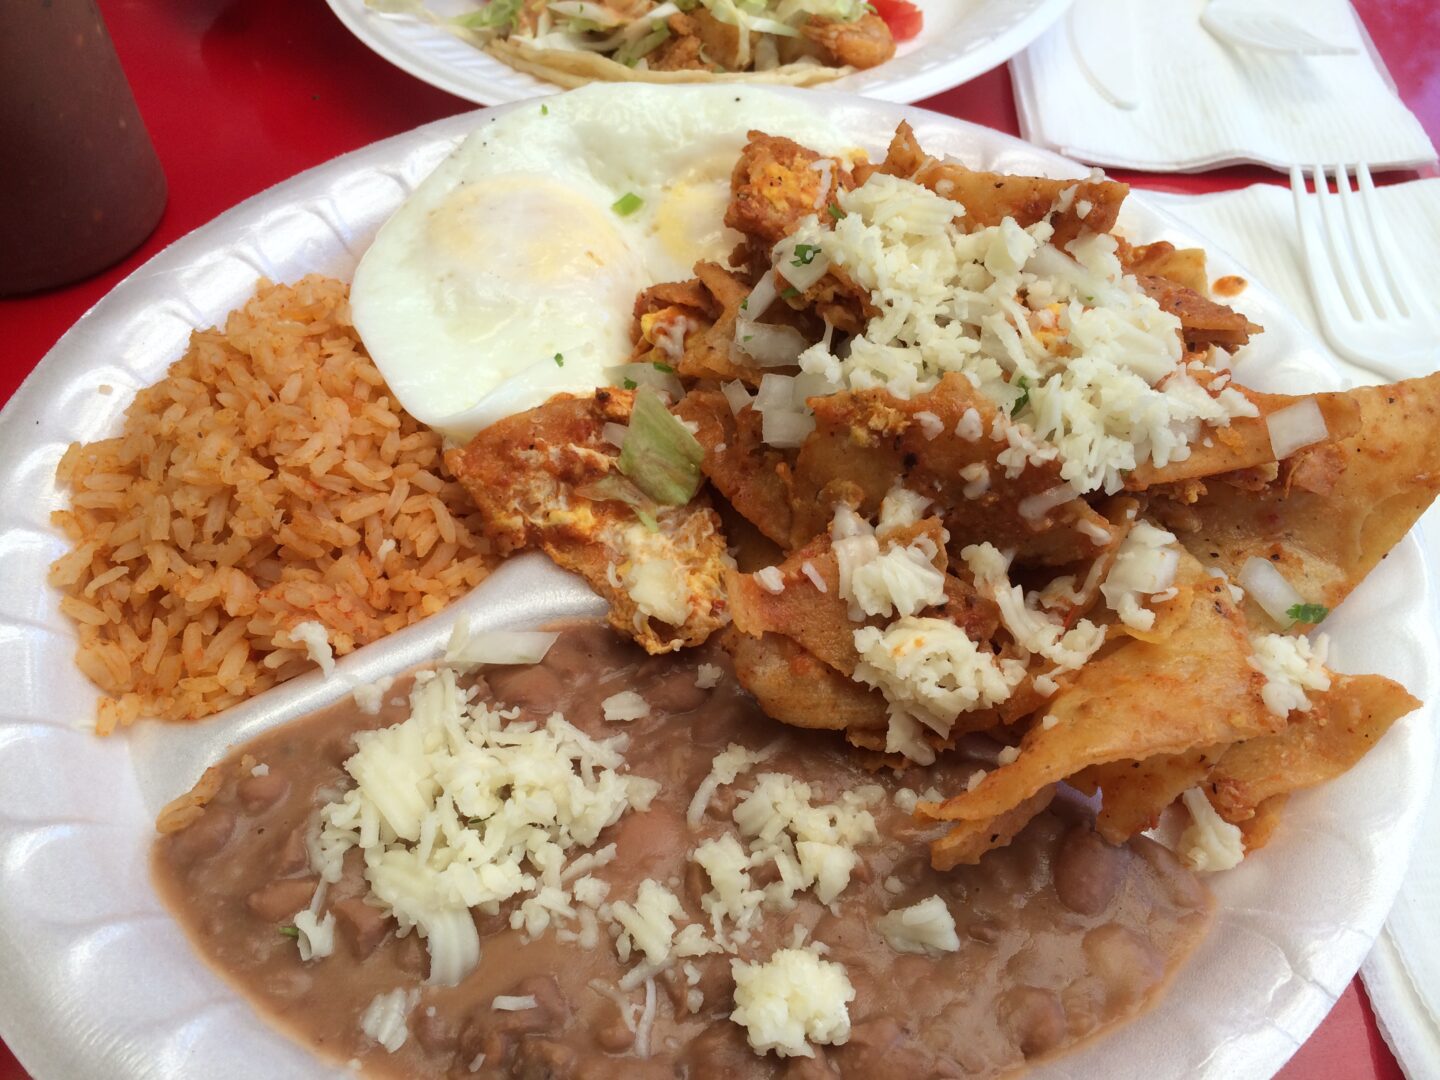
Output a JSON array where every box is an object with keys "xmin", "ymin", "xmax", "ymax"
[{"xmin": 774, "ymin": 173, "xmax": 1259, "ymax": 493}]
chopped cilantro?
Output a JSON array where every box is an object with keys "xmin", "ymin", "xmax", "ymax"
[
  {"xmin": 652, "ymin": 361, "xmax": 675, "ymax": 373},
  {"xmin": 553, "ymin": 352, "xmax": 564, "ymax": 367},
  {"xmin": 780, "ymin": 286, "xmax": 800, "ymax": 300},
  {"xmin": 740, "ymin": 298, "xmax": 748, "ymax": 310},
  {"xmin": 622, "ymin": 378, "xmax": 638, "ymax": 390},
  {"xmin": 1009, "ymin": 375, "xmax": 1031, "ymax": 416},
  {"xmin": 278, "ymin": 926, "xmax": 300, "ymax": 939},
  {"xmin": 791, "ymin": 244, "xmax": 822, "ymax": 267},
  {"xmin": 827, "ymin": 205, "xmax": 846, "ymax": 221},
  {"xmin": 1286, "ymin": 603, "xmax": 1330, "ymax": 624},
  {"xmin": 611, "ymin": 192, "xmax": 644, "ymax": 217},
  {"xmin": 541, "ymin": 103, "xmax": 549, "ymax": 115}
]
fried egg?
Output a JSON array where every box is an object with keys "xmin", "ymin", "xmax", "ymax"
[{"xmin": 351, "ymin": 84, "xmax": 851, "ymax": 440}]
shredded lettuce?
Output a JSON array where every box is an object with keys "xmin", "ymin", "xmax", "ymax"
[
  {"xmin": 577, "ymin": 474, "xmax": 661, "ymax": 531},
  {"xmin": 613, "ymin": 22, "xmax": 671, "ymax": 65},
  {"xmin": 452, "ymin": 0, "xmax": 524, "ymax": 31},
  {"xmin": 617, "ymin": 387, "xmax": 704, "ymax": 506}
]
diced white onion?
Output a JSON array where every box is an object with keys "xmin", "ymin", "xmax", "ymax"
[
  {"xmin": 1265, "ymin": 398, "xmax": 1328, "ymax": 460},
  {"xmin": 761, "ymin": 409, "xmax": 816, "ymax": 448},
  {"xmin": 1237, "ymin": 556, "xmax": 1304, "ymax": 626},
  {"xmin": 445, "ymin": 624, "xmax": 560, "ymax": 666},
  {"xmin": 743, "ymin": 272, "xmax": 778, "ymax": 321},
  {"xmin": 1018, "ymin": 484, "xmax": 1077, "ymax": 523},
  {"xmin": 736, "ymin": 321, "xmax": 810, "ymax": 367},
  {"xmin": 602, "ymin": 422, "xmax": 629, "ymax": 448},
  {"xmin": 722, "ymin": 379, "xmax": 753, "ymax": 416},
  {"xmin": 607, "ymin": 363, "xmax": 684, "ymax": 402},
  {"xmin": 776, "ymin": 245, "xmax": 831, "ymax": 292}
]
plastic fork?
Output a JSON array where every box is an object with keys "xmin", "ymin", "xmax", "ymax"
[
  {"xmin": 1201, "ymin": 2, "xmax": 1357, "ymax": 56},
  {"xmin": 1290, "ymin": 164, "xmax": 1440, "ymax": 380}
]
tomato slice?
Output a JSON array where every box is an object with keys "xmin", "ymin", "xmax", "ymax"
[{"xmin": 869, "ymin": 0, "xmax": 924, "ymax": 43}]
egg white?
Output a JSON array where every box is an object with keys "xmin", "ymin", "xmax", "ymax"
[{"xmin": 351, "ymin": 84, "xmax": 853, "ymax": 440}]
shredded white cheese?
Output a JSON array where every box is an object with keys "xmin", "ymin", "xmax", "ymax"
[
  {"xmin": 852, "ymin": 617, "xmax": 1025, "ymax": 744},
  {"xmin": 695, "ymin": 663, "xmax": 723, "ymax": 689},
  {"xmin": 773, "ymin": 173, "xmax": 1258, "ymax": 493},
  {"xmin": 620, "ymin": 523, "xmax": 692, "ymax": 628},
  {"xmin": 1100, "ymin": 521, "xmax": 1181, "ymax": 631},
  {"xmin": 1248, "ymin": 633, "xmax": 1332, "ymax": 717},
  {"xmin": 963, "ymin": 543, "xmax": 1105, "ymax": 672},
  {"xmin": 308, "ymin": 668, "xmax": 659, "ymax": 987},
  {"xmin": 755, "ymin": 566, "xmax": 787, "ymax": 594},
  {"xmin": 287, "ymin": 620, "xmax": 335, "ymax": 676},
  {"xmin": 360, "ymin": 988, "xmax": 418, "ymax": 1053},
  {"xmin": 730, "ymin": 947, "xmax": 855, "ymax": 1058},
  {"xmin": 352, "ymin": 675, "xmax": 395, "ymax": 715},
  {"xmin": 1178, "ymin": 788, "xmax": 1245, "ymax": 872},
  {"xmin": 492, "ymin": 995, "xmax": 539, "ymax": 1012},
  {"xmin": 913, "ymin": 410, "xmax": 944, "ymax": 440},
  {"xmin": 602, "ymin": 690, "xmax": 651, "ymax": 722},
  {"xmin": 878, "ymin": 896, "xmax": 961, "ymax": 955},
  {"xmin": 687, "ymin": 743, "xmax": 775, "ymax": 828}
]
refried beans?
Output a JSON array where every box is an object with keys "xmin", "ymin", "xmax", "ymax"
[{"xmin": 153, "ymin": 621, "xmax": 1212, "ymax": 1078}]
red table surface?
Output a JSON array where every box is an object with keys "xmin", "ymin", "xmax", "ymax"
[{"xmin": 2, "ymin": 1, "xmax": 1436, "ymax": 1077}]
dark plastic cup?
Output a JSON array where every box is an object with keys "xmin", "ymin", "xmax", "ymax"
[{"xmin": 0, "ymin": 0, "xmax": 168, "ymax": 296}]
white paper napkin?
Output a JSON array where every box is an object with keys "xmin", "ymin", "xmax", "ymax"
[
  {"xmin": 1147, "ymin": 178, "xmax": 1440, "ymax": 1080},
  {"xmin": 1011, "ymin": 0, "xmax": 1437, "ymax": 172}
]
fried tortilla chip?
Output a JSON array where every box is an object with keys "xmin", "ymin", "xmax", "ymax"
[
  {"xmin": 1119, "ymin": 241, "xmax": 1211, "ymax": 296},
  {"xmin": 726, "ymin": 131, "xmax": 853, "ymax": 246},
  {"xmin": 1073, "ymin": 745, "xmax": 1228, "ymax": 845},
  {"xmin": 929, "ymin": 785, "xmax": 1058, "ymax": 871},
  {"xmin": 1166, "ymin": 373, "xmax": 1440, "ymax": 619},
  {"xmin": 917, "ymin": 554, "xmax": 1280, "ymax": 827},
  {"xmin": 1207, "ymin": 673, "xmax": 1420, "ymax": 824},
  {"xmin": 1126, "ymin": 386, "xmax": 1361, "ymax": 490},
  {"xmin": 861, "ymin": 122, "xmax": 1128, "ymax": 247},
  {"xmin": 674, "ymin": 261, "xmax": 767, "ymax": 386},
  {"xmin": 728, "ymin": 518, "xmax": 962, "ymax": 676},
  {"xmin": 725, "ymin": 629, "xmax": 889, "ymax": 740},
  {"xmin": 792, "ymin": 373, "xmax": 1114, "ymax": 562},
  {"xmin": 675, "ymin": 390, "xmax": 798, "ymax": 548},
  {"xmin": 1238, "ymin": 794, "xmax": 1288, "ymax": 852},
  {"xmin": 1133, "ymin": 273, "xmax": 1262, "ymax": 353},
  {"xmin": 451, "ymin": 391, "xmax": 729, "ymax": 653}
]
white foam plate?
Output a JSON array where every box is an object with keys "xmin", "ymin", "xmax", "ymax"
[
  {"xmin": 323, "ymin": 0, "xmax": 1076, "ymax": 105},
  {"xmin": 0, "ymin": 89, "xmax": 1432, "ymax": 1080}
]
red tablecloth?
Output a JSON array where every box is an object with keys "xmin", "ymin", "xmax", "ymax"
[{"xmin": 1, "ymin": 1, "xmax": 1435, "ymax": 1076}]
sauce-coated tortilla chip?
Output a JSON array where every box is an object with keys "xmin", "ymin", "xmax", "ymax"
[
  {"xmin": 677, "ymin": 390, "xmax": 798, "ymax": 548},
  {"xmin": 1132, "ymin": 274, "xmax": 1261, "ymax": 353},
  {"xmin": 930, "ymin": 785, "xmax": 1057, "ymax": 871},
  {"xmin": 1126, "ymin": 387, "xmax": 1361, "ymax": 490},
  {"xmin": 1238, "ymin": 794, "xmax": 1288, "ymax": 852},
  {"xmin": 861, "ymin": 122, "xmax": 1128, "ymax": 247},
  {"xmin": 726, "ymin": 629, "xmax": 888, "ymax": 739},
  {"xmin": 728, "ymin": 519, "xmax": 973, "ymax": 677},
  {"xmin": 1207, "ymin": 673, "xmax": 1420, "ymax": 825},
  {"xmin": 1119, "ymin": 241, "xmax": 1210, "ymax": 296},
  {"xmin": 1073, "ymin": 745, "xmax": 1227, "ymax": 844},
  {"xmin": 675, "ymin": 261, "xmax": 767, "ymax": 386},
  {"xmin": 918, "ymin": 554, "xmax": 1279, "ymax": 827},
  {"xmin": 452, "ymin": 391, "xmax": 729, "ymax": 654},
  {"xmin": 725, "ymin": 131, "xmax": 853, "ymax": 246},
  {"xmin": 1162, "ymin": 373, "xmax": 1440, "ymax": 619},
  {"xmin": 793, "ymin": 374, "xmax": 1114, "ymax": 563}
]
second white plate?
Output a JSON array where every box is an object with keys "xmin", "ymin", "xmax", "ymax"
[{"xmin": 323, "ymin": 0, "xmax": 1077, "ymax": 105}]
